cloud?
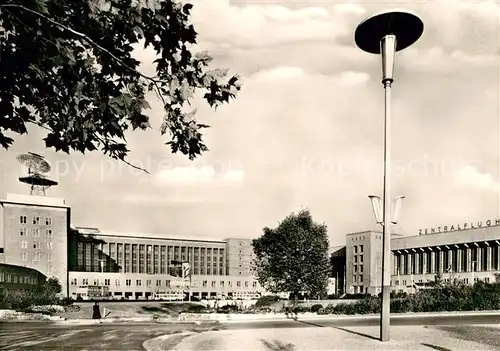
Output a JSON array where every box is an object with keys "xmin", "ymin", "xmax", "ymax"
[
  {"xmin": 453, "ymin": 165, "xmax": 500, "ymax": 191},
  {"xmin": 153, "ymin": 166, "xmax": 245, "ymax": 186}
]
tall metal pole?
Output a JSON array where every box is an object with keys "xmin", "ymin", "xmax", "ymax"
[
  {"xmin": 355, "ymin": 10, "xmax": 424, "ymax": 342},
  {"xmin": 380, "ymin": 33, "xmax": 395, "ymax": 342}
]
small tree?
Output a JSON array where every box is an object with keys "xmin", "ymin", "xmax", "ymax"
[
  {"xmin": 44, "ymin": 277, "xmax": 63, "ymax": 295},
  {"xmin": 252, "ymin": 209, "xmax": 331, "ymax": 300}
]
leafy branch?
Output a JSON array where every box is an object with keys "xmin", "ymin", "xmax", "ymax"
[{"xmin": 0, "ymin": 0, "xmax": 241, "ymax": 173}]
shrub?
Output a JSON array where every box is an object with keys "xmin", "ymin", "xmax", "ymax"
[
  {"xmin": 60, "ymin": 297, "xmax": 74, "ymax": 307},
  {"xmin": 185, "ymin": 304, "xmax": 207, "ymax": 313},
  {"xmin": 310, "ymin": 304, "xmax": 323, "ymax": 313},
  {"xmin": 254, "ymin": 295, "xmax": 281, "ymax": 308}
]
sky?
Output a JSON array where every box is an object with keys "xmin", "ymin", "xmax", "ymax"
[{"xmin": 1, "ymin": 0, "xmax": 500, "ymax": 246}]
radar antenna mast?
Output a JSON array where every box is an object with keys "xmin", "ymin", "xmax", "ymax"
[{"xmin": 16, "ymin": 153, "xmax": 58, "ymax": 196}]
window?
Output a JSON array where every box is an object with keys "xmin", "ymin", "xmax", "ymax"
[
  {"xmin": 33, "ymin": 241, "xmax": 40, "ymax": 249},
  {"xmin": 94, "ymin": 279, "xmax": 99, "ymax": 286},
  {"xmin": 354, "ymin": 255, "xmax": 357, "ymax": 263},
  {"xmin": 485, "ymin": 277, "xmax": 490, "ymax": 283},
  {"xmin": 20, "ymin": 216, "xmax": 27, "ymax": 224},
  {"xmin": 166, "ymin": 280, "xmax": 170, "ymax": 287},
  {"xmin": 71, "ymin": 278, "xmax": 77, "ymax": 286},
  {"xmin": 360, "ymin": 266, "xmax": 363, "ymax": 273},
  {"xmin": 237, "ymin": 281, "xmax": 241, "ymax": 287},
  {"xmin": 104, "ymin": 279, "xmax": 110, "ymax": 286},
  {"xmin": 126, "ymin": 279, "xmax": 131, "ymax": 286},
  {"xmin": 354, "ymin": 266, "xmax": 358, "ymax": 273},
  {"xmin": 245, "ymin": 281, "xmax": 249, "ymax": 288},
  {"xmin": 46, "ymin": 242, "xmax": 53, "ymax": 250},
  {"xmin": 360, "ymin": 255, "xmax": 364, "ymax": 263},
  {"xmin": 46, "ymin": 229, "xmax": 53, "ymax": 238},
  {"xmin": 136, "ymin": 280, "xmax": 142, "ymax": 286},
  {"xmin": 21, "ymin": 252, "xmax": 28, "ymax": 261},
  {"xmin": 253, "ymin": 281, "xmax": 257, "ymax": 288},
  {"xmin": 115, "ymin": 279, "xmax": 120, "ymax": 286},
  {"xmin": 33, "ymin": 228, "xmax": 40, "ymax": 237},
  {"xmin": 360, "ymin": 245, "xmax": 364, "ymax": 253},
  {"xmin": 220, "ymin": 281, "xmax": 225, "ymax": 287},
  {"xmin": 47, "ymin": 253, "xmax": 52, "ymax": 262},
  {"xmin": 156, "ymin": 280, "xmax": 161, "ymax": 287},
  {"xmin": 211, "ymin": 281, "xmax": 216, "ymax": 288},
  {"xmin": 20, "ymin": 240, "xmax": 27, "ymax": 249},
  {"xmin": 359, "ymin": 275, "xmax": 363, "ymax": 283},
  {"xmin": 33, "ymin": 216, "xmax": 40, "ymax": 225},
  {"xmin": 20, "ymin": 228, "xmax": 25, "ymax": 236},
  {"xmin": 45, "ymin": 217, "xmax": 52, "ymax": 225},
  {"xmin": 202, "ymin": 280, "xmax": 208, "ymax": 287},
  {"xmin": 353, "ymin": 275, "xmax": 357, "ymax": 283},
  {"xmin": 146, "ymin": 280, "xmax": 151, "ymax": 286},
  {"xmin": 83, "ymin": 278, "xmax": 89, "ymax": 285},
  {"xmin": 353, "ymin": 246, "xmax": 358, "ymax": 254}
]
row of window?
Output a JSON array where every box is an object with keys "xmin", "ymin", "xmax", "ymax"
[
  {"xmin": 353, "ymin": 255, "xmax": 364, "ymax": 263},
  {"xmin": 19, "ymin": 240, "xmax": 53, "ymax": 250},
  {"xmin": 353, "ymin": 245, "xmax": 364, "ymax": 254},
  {"xmin": 71, "ymin": 277, "xmax": 258, "ymax": 289},
  {"xmin": 20, "ymin": 228, "xmax": 52, "ymax": 237},
  {"xmin": 353, "ymin": 275, "xmax": 364, "ymax": 283},
  {"xmin": 20, "ymin": 251, "xmax": 53, "ymax": 262},
  {"xmin": 394, "ymin": 277, "xmax": 490, "ymax": 286},
  {"xmin": 0, "ymin": 272, "xmax": 39, "ymax": 285},
  {"xmin": 20, "ymin": 216, "xmax": 52, "ymax": 225}
]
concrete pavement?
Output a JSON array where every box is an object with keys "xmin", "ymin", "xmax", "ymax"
[{"xmin": 160, "ymin": 325, "xmax": 497, "ymax": 350}]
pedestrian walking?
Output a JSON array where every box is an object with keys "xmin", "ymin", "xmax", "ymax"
[{"xmin": 92, "ymin": 302, "xmax": 102, "ymax": 321}]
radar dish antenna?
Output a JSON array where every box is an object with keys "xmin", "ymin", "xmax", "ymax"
[{"xmin": 16, "ymin": 153, "xmax": 58, "ymax": 196}]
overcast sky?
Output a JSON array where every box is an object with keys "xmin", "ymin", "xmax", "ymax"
[{"xmin": 1, "ymin": 0, "xmax": 500, "ymax": 246}]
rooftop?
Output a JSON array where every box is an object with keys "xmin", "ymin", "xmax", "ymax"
[{"xmin": 1, "ymin": 193, "xmax": 68, "ymax": 208}]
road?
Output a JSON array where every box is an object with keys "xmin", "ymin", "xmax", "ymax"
[
  {"xmin": 0, "ymin": 314, "xmax": 500, "ymax": 350},
  {"xmin": 0, "ymin": 322, "xmax": 219, "ymax": 350}
]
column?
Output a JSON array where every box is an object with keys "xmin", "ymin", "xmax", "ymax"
[
  {"xmin": 439, "ymin": 251, "xmax": 444, "ymax": 272},
  {"xmin": 477, "ymin": 247, "xmax": 482, "ymax": 271},
  {"xmin": 399, "ymin": 254, "xmax": 406, "ymax": 275},
  {"xmin": 423, "ymin": 252, "xmax": 428, "ymax": 274},
  {"xmin": 447, "ymin": 249, "xmax": 453, "ymax": 272},
  {"xmin": 408, "ymin": 253, "xmax": 413, "ymax": 275},
  {"xmin": 487, "ymin": 246, "xmax": 492, "ymax": 271},
  {"xmin": 393, "ymin": 254, "xmax": 398, "ymax": 275},
  {"xmin": 457, "ymin": 249, "xmax": 462, "ymax": 273},
  {"xmin": 497, "ymin": 245, "xmax": 500, "ymax": 270},
  {"xmin": 415, "ymin": 253, "xmax": 421, "ymax": 275},
  {"xmin": 430, "ymin": 252, "xmax": 436, "ymax": 273},
  {"xmin": 466, "ymin": 248, "xmax": 471, "ymax": 272}
]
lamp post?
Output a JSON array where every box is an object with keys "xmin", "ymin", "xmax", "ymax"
[{"xmin": 355, "ymin": 10, "xmax": 424, "ymax": 342}]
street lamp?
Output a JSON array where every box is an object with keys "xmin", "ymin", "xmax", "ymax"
[{"xmin": 355, "ymin": 10, "xmax": 424, "ymax": 342}]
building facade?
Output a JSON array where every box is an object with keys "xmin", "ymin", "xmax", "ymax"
[
  {"xmin": 67, "ymin": 227, "xmax": 263, "ymax": 300},
  {"xmin": 0, "ymin": 263, "xmax": 47, "ymax": 296},
  {"xmin": 0, "ymin": 193, "xmax": 70, "ymax": 296},
  {"xmin": 333, "ymin": 221, "xmax": 500, "ymax": 295}
]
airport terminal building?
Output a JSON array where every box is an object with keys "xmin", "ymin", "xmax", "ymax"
[
  {"xmin": 332, "ymin": 220, "xmax": 500, "ymax": 295},
  {"xmin": 0, "ymin": 192, "xmax": 263, "ymax": 300}
]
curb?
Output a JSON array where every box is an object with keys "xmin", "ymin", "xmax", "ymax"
[{"xmin": 143, "ymin": 332, "xmax": 193, "ymax": 351}]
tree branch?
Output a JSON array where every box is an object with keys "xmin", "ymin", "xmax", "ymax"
[{"xmin": 1, "ymin": 3, "xmax": 167, "ymax": 106}]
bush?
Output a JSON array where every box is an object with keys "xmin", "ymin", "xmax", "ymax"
[
  {"xmin": 310, "ymin": 304, "xmax": 323, "ymax": 313},
  {"xmin": 184, "ymin": 304, "xmax": 207, "ymax": 313},
  {"xmin": 217, "ymin": 304, "xmax": 239, "ymax": 314},
  {"xmin": 255, "ymin": 295, "xmax": 281, "ymax": 308},
  {"xmin": 60, "ymin": 297, "xmax": 74, "ymax": 306}
]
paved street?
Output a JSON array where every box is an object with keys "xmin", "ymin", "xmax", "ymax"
[
  {"xmin": 0, "ymin": 322, "xmax": 218, "ymax": 350},
  {"xmin": 1, "ymin": 314, "xmax": 500, "ymax": 350},
  {"xmin": 222, "ymin": 312, "xmax": 500, "ymax": 330}
]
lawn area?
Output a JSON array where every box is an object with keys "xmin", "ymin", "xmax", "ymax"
[{"xmin": 59, "ymin": 301, "xmax": 207, "ymax": 320}]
